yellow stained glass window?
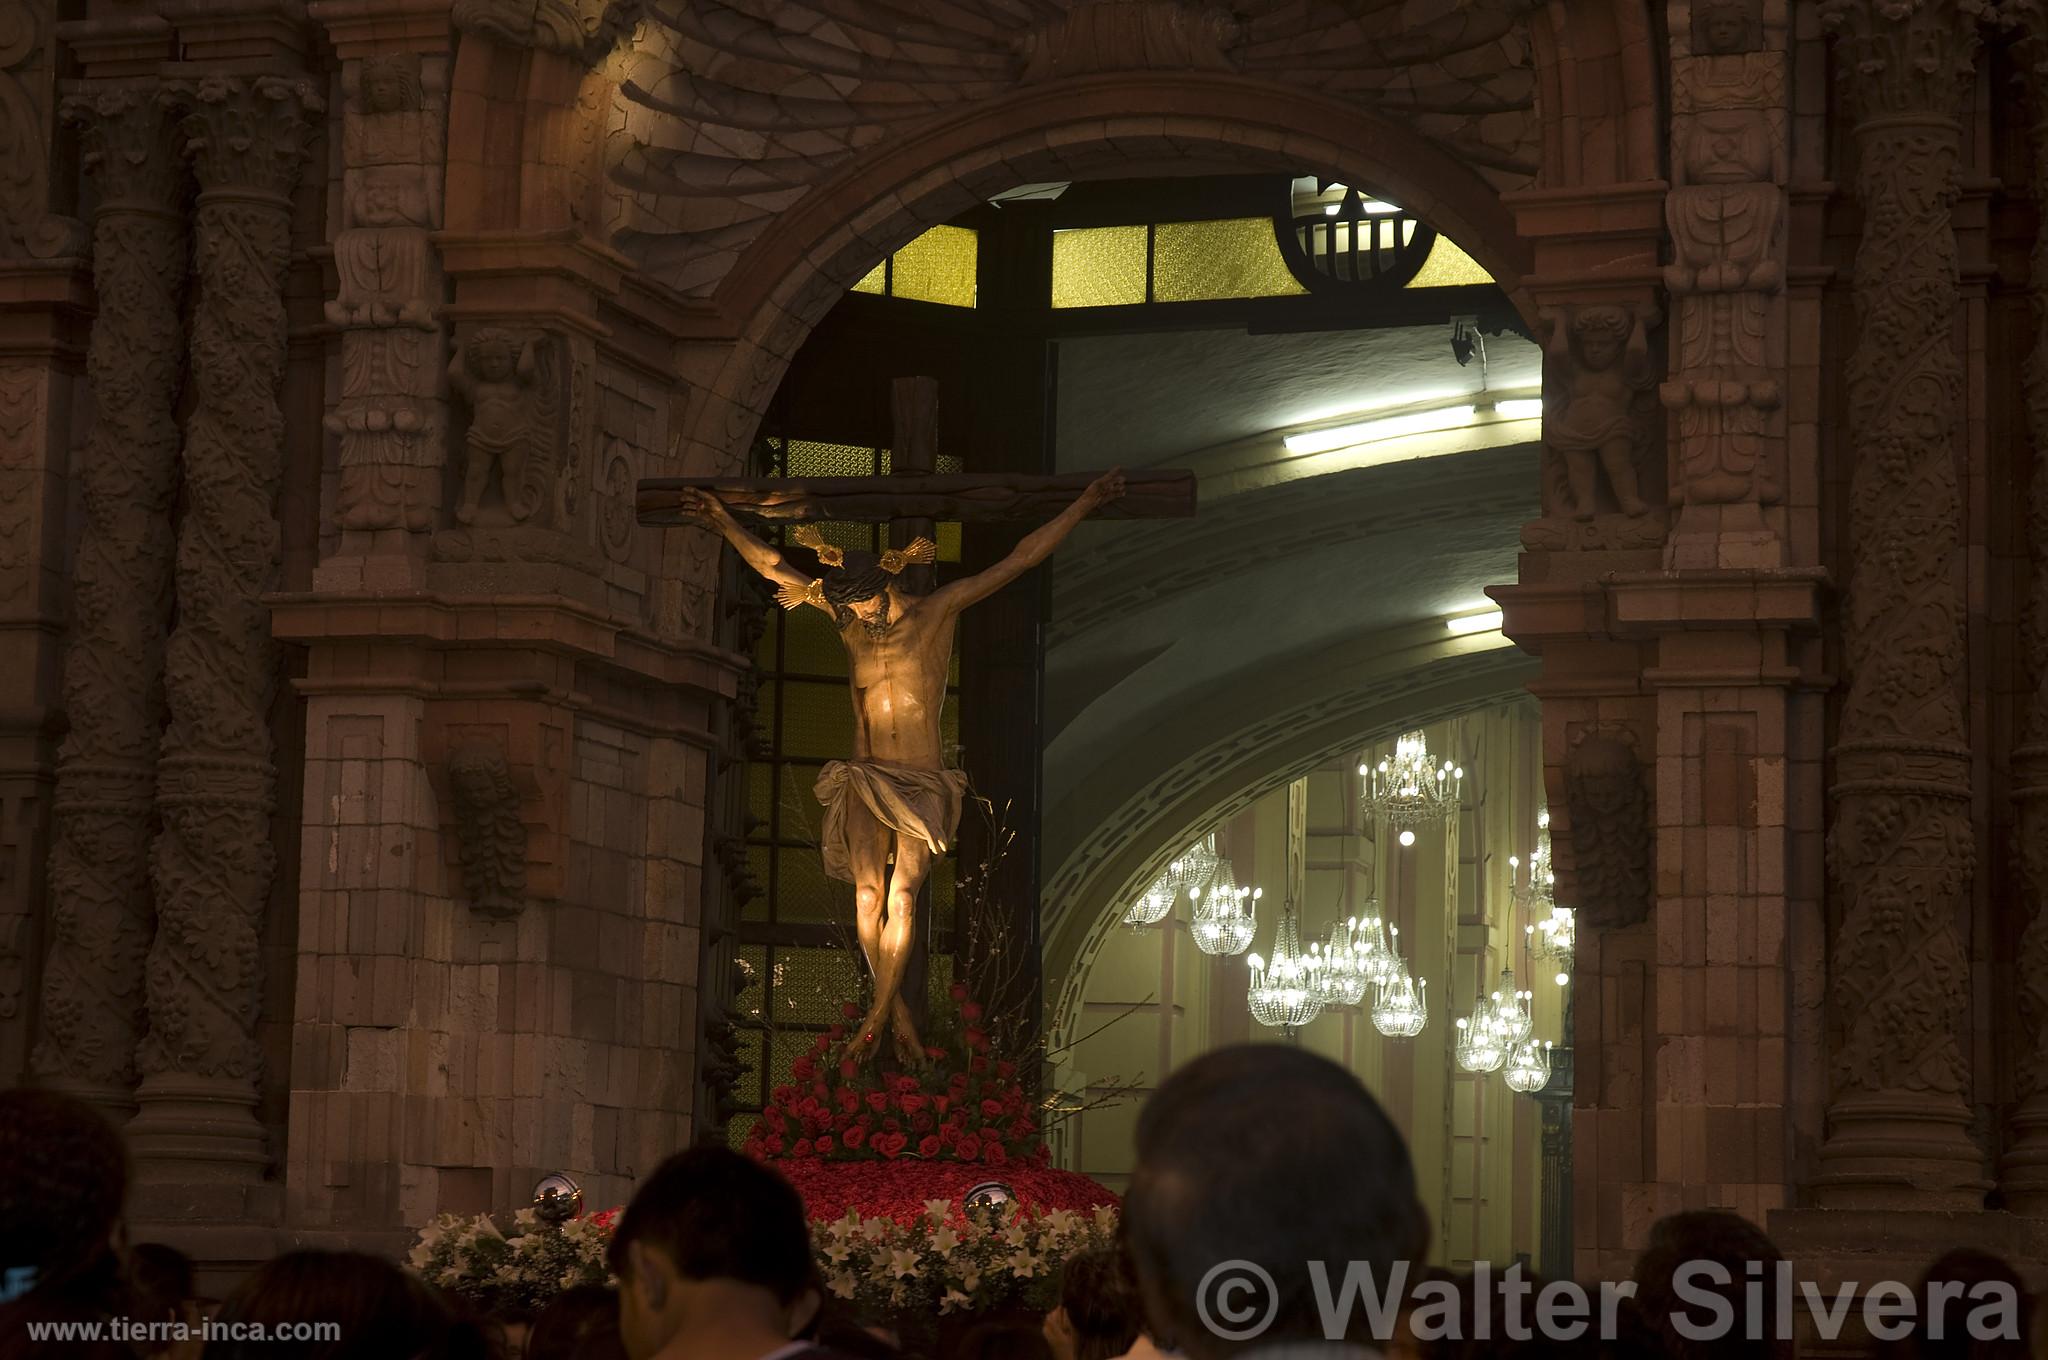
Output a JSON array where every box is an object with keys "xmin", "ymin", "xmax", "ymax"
[
  {"xmin": 850, "ymin": 259, "xmax": 886, "ymax": 295},
  {"xmin": 1152, "ymin": 218, "xmax": 1308, "ymax": 302},
  {"xmin": 1051, "ymin": 225, "xmax": 1148, "ymax": 308},
  {"xmin": 1405, "ymin": 233, "xmax": 1494, "ymax": 288},
  {"xmin": 890, "ymin": 225, "xmax": 978, "ymax": 308}
]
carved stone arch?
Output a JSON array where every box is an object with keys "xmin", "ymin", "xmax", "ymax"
[
  {"xmin": 678, "ymin": 72, "xmax": 1542, "ymax": 474},
  {"xmin": 443, "ymin": 32, "xmax": 627, "ymax": 235},
  {"xmin": 1529, "ymin": 0, "xmax": 1665, "ymax": 186}
]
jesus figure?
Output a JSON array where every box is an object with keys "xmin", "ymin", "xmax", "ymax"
[{"xmin": 681, "ymin": 469, "xmax": 1125, "ymax": 1064}]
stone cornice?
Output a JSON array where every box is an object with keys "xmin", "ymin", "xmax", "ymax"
[
  {"xmin": 266, "ymin": 592, "xmax": 747, "ymax": 701},
  {"xmin": 305, "ymin": 0, "xmax": 454, "ymax": 57}
]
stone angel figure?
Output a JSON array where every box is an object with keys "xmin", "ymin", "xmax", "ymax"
[
  {"xmin": 448, "ymin": 328, "xmax": 563, "ymax": 528},
  {"xmin": 1542, "ymin": 304, "xmax": 1659, "ymax": 521}
]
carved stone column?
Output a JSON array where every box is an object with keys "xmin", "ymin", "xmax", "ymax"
[
  {"xmin": 128, "ymin": 74, "xmax": 318, "ymax": 1197},
  {"xmin": 1813, "ymin": 0, "xmax": 1984, "ymax": 1210},
  {"xmin": 29, "ymin": 85, "xmax": 188, "ymax": 1120},
  {"xmin": 1661, "ymin": 0, "xmax": 1789, "ymax": 569},
  {"xmin": 2002, "ymin": 9, "xmax": 2048, "ymax": 1216}
]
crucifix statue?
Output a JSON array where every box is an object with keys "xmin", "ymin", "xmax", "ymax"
[{"xmin": 639, "ymin": 381, "xmax": 1193, "ymax": 1067}]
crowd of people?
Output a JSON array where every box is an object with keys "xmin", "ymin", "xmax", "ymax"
[{"xmin": 2, "ymin": 1050, "xmax": 2040, "ymax": 1360}]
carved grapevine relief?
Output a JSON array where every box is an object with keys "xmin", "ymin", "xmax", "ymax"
[
  {"xmin": 32, "ymin": 87, "xmax": 189, "ymax": 1095},
  {"xmin": 138, "ymin": 75, "xmax": 317, "ymax": 1084},
  {"xmin": 1815, "ymin": 0, "xmax": 1981, "ymax": 1203},
  {"xmin": 446, "ymin": 746, "xmax": 528, "ymax": 920},
  {"xmin": 0, "ymin": 1, "xmax": 83, "ymax": 259}
]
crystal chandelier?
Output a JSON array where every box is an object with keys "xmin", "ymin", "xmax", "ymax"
[
  {"xmin": 1503, "ymin": 1037, "xmax": 1554, "ymax": 1093},
  {"xmin": 1123, "ymin": 835, "xmax": 1223, "ymax": 927},
  {"xmin": 1247, "ymin": 903, "xmax": 1325, "ymax": 1030},
  {"xmin": 1370, "ymin": 924, "xmax": 1428, "ymax": 1038},
  {"xmin": 1313, "ymin": 918, "xmax": 1370, "ymax": 1007},
  {"xmin": 1122, "ymin": 875, "xmax": 1175, "ymax": 927},
  {"xmin": 1190, "ymin": 858, "xmax": 1259, "ymax": 956},
  {"xmin": 1454, "ymin": 1013, "xmax": 1507, "ymax": 1072},
  {"xmin": 1360, "ymin": 731, "xmax": 1464, "ymax": 845},
  {"xmin": 1513, "ymin": 811, "xmax": 1575, "ymax": 978}
]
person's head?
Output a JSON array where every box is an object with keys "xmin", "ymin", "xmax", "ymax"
[
  {"xmin": 0, "ymin": 1088, "xmax": 128, "ymax": 1307},
  {"xmin": 1912, "ymin": 1249, "xmax": 2029, "ymax": 1360},
  {"xmin": 526, "ymin": 1284, "xmax": 627, "ymax": 1360},
  {"xmin": 1123, "ymin": 1045, "xmax": 1430, "ymax": 1359},
  {"xmin": 958, "ymin": 1322, "xmax": 1056, "ymax": 1360},
  {"xmin": 789, "ymin": 527, "xmax": 932, "ymax": 637},
  {"xmin": 606, "ymin": 1146, "xmax": 818, "ymax": 1360},
  {"xmin": 205, "ymin": 1250, "xmax": 486, "ymax": 1360},
  {"xmin": 1631, "ymin": 1211, "xmax": 1789, "ymax": 1360},
  {"xmin": 1046, "ymin": 1246, "xmax": 1141, "ymax": 1360},
  {"xmin": 125, "ymin": 1243, "xmax": 201, "ymax": 1358}
]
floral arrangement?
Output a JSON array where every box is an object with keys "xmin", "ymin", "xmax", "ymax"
[
  {"xmin": 743, "ymin": 983, "xmax": 1046, "ymax": 1166},
  {"xmin": 407, "ymin": 1195, "xmax": 1119, "ymax": 1324},
  {"xmin": 814, "ymin": 1199, "xmax": 1118, "ymax": 1316},
  {"xmin": 408, "ymin": 1206, "xmax": 618, "ymax": 1314}
]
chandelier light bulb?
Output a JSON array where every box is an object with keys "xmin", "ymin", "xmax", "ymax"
[
  {"xmin": 1556, "ymin": 971, "xmax": 1570, "ymax": 987},
  {"xmin": 1399, "ymin": 829, "xmax": 1416, "ymax": 847}
]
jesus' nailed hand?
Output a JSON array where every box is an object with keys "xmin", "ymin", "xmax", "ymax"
[{"xmin": 681, "ymin": 469, "xmax": 1125, "ymax": 1066}]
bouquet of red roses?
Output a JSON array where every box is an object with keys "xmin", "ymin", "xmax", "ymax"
[{"xmin": 744, "ymin": 983, "xmax": 1047, "ymax": 1167}]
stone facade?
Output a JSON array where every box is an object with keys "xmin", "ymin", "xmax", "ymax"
[{"xmin": 0, "ymin": 0, "xmax": 2043, "ymax": 1309}]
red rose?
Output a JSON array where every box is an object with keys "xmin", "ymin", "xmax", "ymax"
[
  {"xmin": 841, "ymin": 1002, "xmax": 863, "ymax": 1020},
  {"xmin": 956, "ymin": 1133, "xmax": 980, "ymax": 1159},
  {"xmin": 981, "ymin": 1098, "xmax": 1004, "ymax": 1118},
  {"xmin": 842, "ymin": 1126, "xmax": 866, "ymax": 1149},
  {"xmin": 925, "ymin": 1045, "xmax": 946, "ymax": 1061},
  {"xmin": 793, "ymin": 1139, "xmax": 813, "ymax": 1157},
  {"xmin": 983, "ymin": 1141, "xmax": 1007, "ymax": 1165},
  {"xmin": 827, "ymin": 1024, "xmax": 847, "ymax": 1042},
  {"xmin": 839, "ymin": 1060, "xmax": 857, "ymax": 1080},
  {"xmin": 816, "ymin": 1133, "xmax": 836, "ymax": 1152},
  {"xmin": 866, "ymin": 1091, "xmax": 889, "ymax": 1114},
  {"xmin": 898, "ymin": 1095, "xmax": 925, "ymax": 1116},
  {"xmin": 949, "ymin": 982, "xmax": 968, "ymax": 1003},
  {"xmin": 890, "ymin": 1074, "xmax": 919, "ymax": 1095},
  {"xmin": 971, "ymin": 1057, "xmax": 990, "ymax": 1074},
  {"xmin": 875, "ymin": 1133, "xmax": 908, "ymax": 1159},
  {"xmin": 912, "ymin": 1112, "xmax": 934, "ymax": 1133},
  {"xmin": 964, "ymin": 1028, "xmax": 989, "ymax": 1052},
  {"xmin": 959, "ymin": 1001, "xmax": 984, "ymax": 1022},
  {"xmin": 932, "ymin": 1095, "xmax": 950, "ymax": 1116},
  {"xmin": 919, "ymin": 1135, "xmax": 942, "ymax": 1158},
  {"xmin": 996, "ymin": 1060, "xmax": 1016, "ymax": 1079}
]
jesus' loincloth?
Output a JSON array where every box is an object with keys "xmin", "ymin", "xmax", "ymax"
[{"xmin": 813, "ymin": 759, "xmax": 970, "ymax": 883}]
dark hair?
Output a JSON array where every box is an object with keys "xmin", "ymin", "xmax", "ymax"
[
  {"xmin": 1631, "ymin": 1211, "xmax": 1790, "ymax": 1360},
  {"xmin": 1060, "ymin": 1246, "xmax": 1142, "ymax": 1360},
  {"xmin": 955, "ymin": 1322, "xmax": 1055, "ymax": 1360},
  {"xmin": 126, "ymin": 1242, "xmax": 196, "ymax": 1347},
  {"xmin": 821, "ymin": 550, "xmax": 891, "ymax": 606},
  {"xmin": 1910, "ymin": 1249, "xmax": 2029, "ymax": 1360},
  {"xmin": 1123, "ymin": 1045, "xmax": 1430, "ymax": 1358},
  {"xmin": 1409, "ymin": 1267, "xmax": 1579, "ymax": 1360},
  {"xmin": 525, "ymin": 1283, "xmax": 625, "ymax": 1360},
  {"xmin": 810, "ymin": 1308, "xmax": 909, "ymax": 1359},
  {"xmin": 204, "ymin": 1250, "xmax": 488, "ymax": 1360},
  {"xmin": 606, "ymin": 1146, "xmax": 814, "ymax": 1305},
  {"xmin": 0, "ymin": 1089, "xmax": 128, "ymax": 1299}
]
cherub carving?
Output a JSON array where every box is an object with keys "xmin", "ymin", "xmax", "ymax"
[
  {"xmin": 1564, "ymin": 731, "xmax": 1652, "ymax": 930},
  {"xmin": 448, "ymin": 328, "xmax": 562, "ymax": 527},
  {"xmin": 447, "ymin": 745, "xmax": 527, "ymax": 919},
  {"xmin": 1543, "ymin": 305, "xmax": 1658, "ymax": 521}
]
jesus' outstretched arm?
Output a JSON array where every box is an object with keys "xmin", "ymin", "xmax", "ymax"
[
  {"xmin": 924, "ymin": 468, "xmax": 1125, "ymax": 618},
  {"xmin": 676, "ymin": 488, "xmax": 834, "ymax": 616}
]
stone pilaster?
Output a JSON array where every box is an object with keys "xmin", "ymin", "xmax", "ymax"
[
  {"xmin": 1661, "ymin": 0, "xmax": 1790, "ymax": 568},
  {"xmin": 0, "ymin": 0, "xmax": 87, "ymax": 1089},
  {"xmin": 2002, "ymin": 5, "xmax": 2048, "ymax": 1216},
  {"xmin": 30, "ymin": 85, "xmax": 189, "ymax": 1120},
  {"xmin": 1812, "ymin": 0, "xmax": 1985, "ymax": 1210},
  {"xmin": 128, "ymin": 73, "xmax": 319, "ymax": 1204}
]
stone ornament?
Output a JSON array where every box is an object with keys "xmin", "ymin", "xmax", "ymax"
[
  {"xmin": 449, "ymin": 327, "xmax": 567, "ymax": 529},
  {"xmin": 32, "ymin": 85, "xmax": 190, "ymax": 1102},
  {"xmin": 0, "ymin": 1, "xmax": 84, "ymax": 259},
  {"xmin": 1017, "ymin": 1, "xmax": 1242, "ymax": 78},
  {"xmin": 138, "ymin": 74, "xmax": 318, "ymax": 1088},
  {"xmin": 1523, "ymin": 303, "xmax": 1663, "ymax": 549},
  {"xmin": 1660, "ymin": 0, "xmax": 1787, "ymax": 553},
  {"xmin": 1561, "ymin": 730, "xmax": 1652, "ymax": 931},
  {"xmin": 1815, "ymin": 0, "xmax": 1982, "ymax": 1209},
  {"xmin": 446, "ymin": 745, "xmax": 528, "ymax": 921},
  {"xmin": 326, "ymin": 53, "xmax": 448, "ymax": 536},
  {"xmin": 453, "ymin": 0, "xmax": 641, "ymax": 66}
]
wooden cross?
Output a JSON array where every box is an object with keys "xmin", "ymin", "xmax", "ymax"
[{"xmin": 637, "ymin": 380, "xmax": 1197, "ymax": 533}]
